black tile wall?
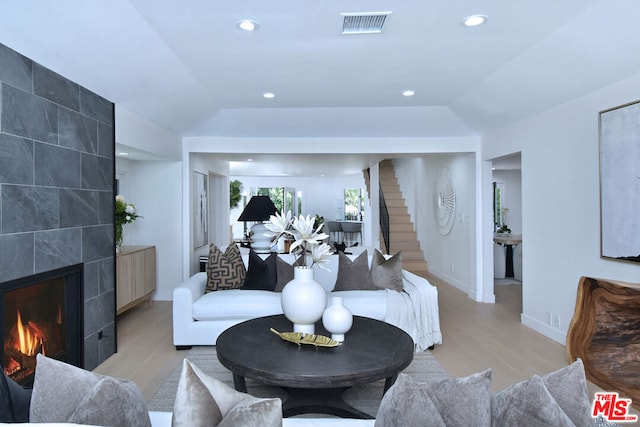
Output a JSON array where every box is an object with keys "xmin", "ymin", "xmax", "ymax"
[{"xmin": 0, "ymin": 42, "xmax": 115, "ymax": 370}]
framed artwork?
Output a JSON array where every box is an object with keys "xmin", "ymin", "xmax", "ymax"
[
  {"xmin": 599, "ymin": 100, "xmax": 640, "ymax": 263},
  {"xmin": 193, "ymin": 171, "xmax": 208, "ymax": 249}
]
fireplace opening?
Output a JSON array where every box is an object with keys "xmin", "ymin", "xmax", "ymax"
[{"xmin": 1, "ymin": 264, "xmax": 83, "ymax": 386}]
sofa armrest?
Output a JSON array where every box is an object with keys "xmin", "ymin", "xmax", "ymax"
[
  {"xmin": 173, "ymin": 272, "xmax": 207, "ymax": 345},
  {"xmin": 174, "ymin": 272, "xmax": 207, "ymax": 304}
]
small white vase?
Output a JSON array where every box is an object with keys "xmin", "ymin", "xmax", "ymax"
[
  {"xmin": 281, "ymin": 267, "xmax": 327, "ymax": 334},
  {"xmin": 322, "ymin": 296, "xmax": 353, "ymax": 342}
]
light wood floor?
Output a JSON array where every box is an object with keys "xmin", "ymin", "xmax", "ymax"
[{"xmin": 94, "ymin": 277, "xmax": 586, "ymax": 402}]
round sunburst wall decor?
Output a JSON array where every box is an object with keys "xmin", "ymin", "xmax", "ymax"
[{"xmin": 433, "ymin": 167, "xmax": 456, "ymax": 235}]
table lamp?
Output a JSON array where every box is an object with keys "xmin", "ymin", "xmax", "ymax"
[{"xmin": 237, "ymin": 196, "xmax": 278, "ymax": 253}]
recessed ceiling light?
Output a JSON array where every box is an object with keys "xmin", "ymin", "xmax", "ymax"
[
  {"xmin": 237, "ymin": 20, "xmax": 259, "ymax": 31},
  {"xmin": 263, "ymin": 92, "xmax": 275, "ymax": 99},
  {"xmin": 247, "ymin": 158, "xmax": 254, "ymax": 162},
  {"xmin": 118, "ymin": 152, "xmax": 129, "ymax": 156},
  {"xmin": 462, "ymin": 15, "xmax": 487, "ymax": 27},
  {"xmin": 402, "ymin": 90, "xmax": 415, "ymax": 97}
]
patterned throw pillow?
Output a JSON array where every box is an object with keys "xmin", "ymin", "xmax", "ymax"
[{"xmin": 206, "ymin": 244, "xmax": 246, "ymax": 292}]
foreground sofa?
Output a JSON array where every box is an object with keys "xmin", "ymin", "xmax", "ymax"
[
  {"xmin": 173, "ymin": 246, "xmax": 442, "ymax": 351},
  {"xmin": 148, "ymin": 358, "xmax": 617, "ymax": 427},
  {"xmin": 2, "ymin": 354, "xmax": 616, "ymax": 426}
]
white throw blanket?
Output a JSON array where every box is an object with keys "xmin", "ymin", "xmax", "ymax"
[{"xmin": 384, "ymin": 271, "xmax": 443, "ymax": 352}]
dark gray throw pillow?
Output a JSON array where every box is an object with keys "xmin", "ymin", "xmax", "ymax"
[
  {"xmin": 333, "ymin": 250, "xmax": 375, "ymax": 291},
  {"xmin": 0, "ymin": 372, "xmax": 14, "ymax": 422},
  {"xmin": 274, "ymin": 257, "xmax": 295, "ymax": 292},
  {"xmin": 241, "ymin": 250, "xmax": 277, "ymax": 291},
  {"xmin": 0, "ymin": 372, "xmax": 31, "ymax": 422},
  {"xmin": 6, "ymin": 374, "xmax": 31, "ymax": 422}
]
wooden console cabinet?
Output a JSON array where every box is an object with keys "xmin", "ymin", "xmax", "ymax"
[
  {"xmin": 567, "ymin": 276, "xmax": 640, "ymax": 407},
  {"xmin": 116, "ymin": 245, "xmax": 156, "ymax": 315}
]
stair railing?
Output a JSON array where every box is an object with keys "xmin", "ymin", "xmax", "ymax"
[
  {"xmin": 364, "ymin": 167, "xmax": 391, "ymax": 254},
  {"xmin": 379, "ymin": 186, "xmax": 390, "ymax": 254}
]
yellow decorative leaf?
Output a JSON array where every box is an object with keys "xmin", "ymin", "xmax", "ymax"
[{"xmin": 270, "ymin": 328, "xmax": 342, "ymax": 347}]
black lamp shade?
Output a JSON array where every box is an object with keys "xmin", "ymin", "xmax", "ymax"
[{"xmin": 237, "ymin": 196, "xmax": 278, "ymax": 222}]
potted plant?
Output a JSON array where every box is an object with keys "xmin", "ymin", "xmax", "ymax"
[{"xmin": 115, "ymin": 195, "xmax": 141, "ymax": 251}]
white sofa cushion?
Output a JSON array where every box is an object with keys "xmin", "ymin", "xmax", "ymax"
[{"xmin": 193, "ymin": 289, "xmax": 283, "ymax": 320}]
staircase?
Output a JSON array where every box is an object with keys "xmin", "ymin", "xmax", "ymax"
[{"xmin": 366, "ymin": 160, "xmax": 428, "ymax": 277}]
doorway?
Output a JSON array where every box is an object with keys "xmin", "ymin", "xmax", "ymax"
[{"xmin": 491, "ymin": 153, "xmax": 522, "ymax": 317}]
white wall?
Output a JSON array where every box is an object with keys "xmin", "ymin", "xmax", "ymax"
[
  {"xmin": 394, "ymin": 154, "xmax": 476, "ymax": 295},
  {"xmin": 483, "ymin": 72, "xmax": 640, "ymax": 344},
  {"xmin": 115, "ymin": 107, "xmax": 181, "ymax": 160},
  {"xmin": 126, "ymin": 160, "xmax": 182, "ymax": 300},
  {"xmin": 115, "ymin": 107, "xmax": 183, "ymax": 301}
]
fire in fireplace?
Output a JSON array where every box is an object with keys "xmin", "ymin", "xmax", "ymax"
[{"xmin": 1, "ymin": 264, "xmax": 83, "ymax": 385}]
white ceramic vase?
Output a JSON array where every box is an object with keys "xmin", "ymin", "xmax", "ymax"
[
  {"xmin": 281, "ymin": 267, "xmax": 327, "ymax": 334},
  {"xmin": 322, "ymin": 296, "xmax": 353, "ymax": 342}
]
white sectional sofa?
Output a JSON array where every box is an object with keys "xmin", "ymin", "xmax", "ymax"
[{"xmin": 173, "ymin": 246, "xmax": 442, "ymax": 351}]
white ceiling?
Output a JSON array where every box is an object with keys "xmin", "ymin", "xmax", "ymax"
[{"xmin": 2, "ymin": 1, "xmax": 639, "ymax": 174}]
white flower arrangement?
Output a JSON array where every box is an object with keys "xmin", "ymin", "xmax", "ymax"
[{"xmin": 265, "ymin": 211, "xmax": 332, "ymax": 269}]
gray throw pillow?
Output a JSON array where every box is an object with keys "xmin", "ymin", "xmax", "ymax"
[
  {"xmin": 172, "ymin": 359, "xmax": 282, "ymax": 427},
  {"xmin": 423, "ymin": 368, "xmax": 492, "ymax": 426},
  {"xmin": 333, "ymin": 250, "xmax": 375, "ymax": 291},
  {"xmin": 542, "ymin": 359, "xmax": 593, "ymax": 427},
  {"xmin": 67, "ymin": 376, "xmax": 150, "ymax": 426},
  {"xmin": 29, "ymin": 354, "xmax": 150, "ymax": 427},
  {"xmin": 492, "ymin": 374, "xmax": 574, "ymax": 427},
  {"xmin": 371, "ymin": 250, "xmax": 403, "ymax": 291},
  {"xmin": 375, "ymin": 370, "xmax": 492, "ymax": 427},
  {"xmin": 375, "ymin": 373, "xmax": 446, "ymax": 427}
]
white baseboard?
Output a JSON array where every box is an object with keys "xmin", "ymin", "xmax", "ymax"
[
  {"xmin": 428, "ymin": 269, "xmax": 495, "ymax": 302},
  {"xmin": 153, "ymin": 291, "xmax": 173, "ymax": 301},
  {"xmin": 429, "ymin": 269, "xmax": 470, "ymax": 294},
  {"xmin": 521, "ymin": 313, "xmax": 567, "ymax": 345}
]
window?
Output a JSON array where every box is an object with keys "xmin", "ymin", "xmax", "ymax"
[
  {"xmin": 254, "ymin": 187, "xmax": 298, "ymax": 215},
  {"xmin": 344, "ymin": 188, "xmax": 364, "ymax": 221}
]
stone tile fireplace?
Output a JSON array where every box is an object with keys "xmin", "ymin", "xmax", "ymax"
[{"xmin": 0, "ymin": 42, "xmax": 116, "ymax": 371}]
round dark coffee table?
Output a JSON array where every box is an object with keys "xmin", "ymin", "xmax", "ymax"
[{"xmin": 216, "ymin": 314, "xmax": 414, "ymax": 419}]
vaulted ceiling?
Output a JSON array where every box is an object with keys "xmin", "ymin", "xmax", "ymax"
[{"xmin": 2, "ymin": 0, "xmax": 639, "ymax": 144}]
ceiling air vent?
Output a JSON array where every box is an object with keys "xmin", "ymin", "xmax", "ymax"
[{"xmin": 341, "ymin": 11, "xmax": 392, "ymax": 34}]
